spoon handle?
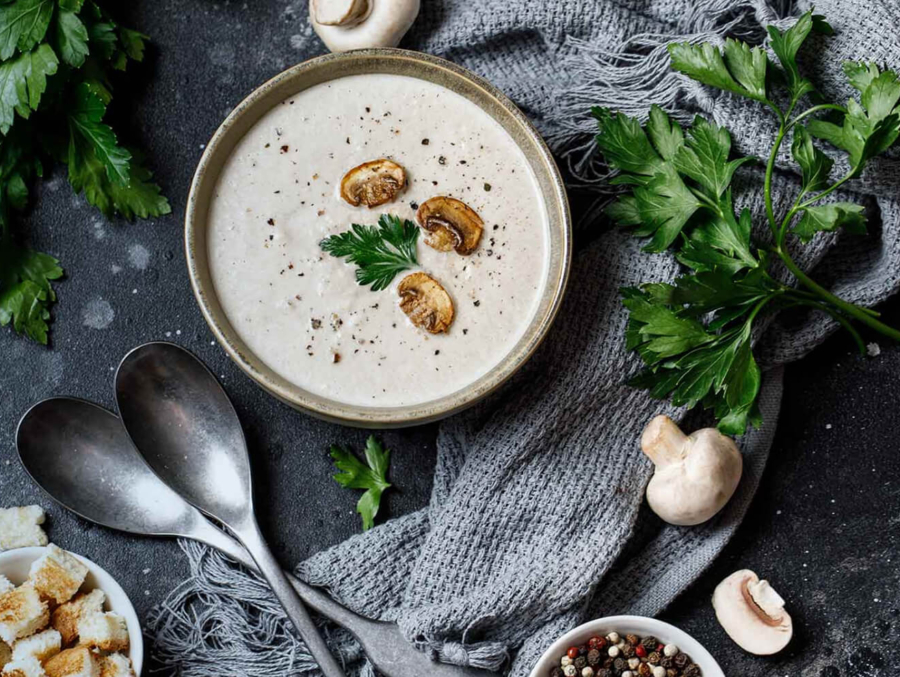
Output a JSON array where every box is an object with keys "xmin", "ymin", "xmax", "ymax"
[{"xmin": 234, "ymin": 518, "xmax": 347, "ymax": 677}]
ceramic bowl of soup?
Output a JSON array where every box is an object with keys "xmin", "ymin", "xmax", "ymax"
[{"xmin": 186, "ymin": 48, "xmax": 571, "ymax": 427}]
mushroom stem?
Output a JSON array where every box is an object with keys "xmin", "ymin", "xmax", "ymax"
[{"xmin": 641, "ymin": 414, "xmax": 688, "ymax": 466}]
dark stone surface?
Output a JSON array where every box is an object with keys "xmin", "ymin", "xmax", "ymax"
[{"xmin": 0, "ymin": 2, "xmax": 897, "ymax": 676}]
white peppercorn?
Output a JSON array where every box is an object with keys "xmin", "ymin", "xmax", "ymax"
[
  {"xmin": 663, "ymin": 644, "xmax": 679, "ymax": 657},
  {"xmin": 652, "ymin": 667, "xmax": 666, "ymax": 677},
  {"xmin": 607, "ymin": 632, "xmax": 620, "ymax": 644},
  {"xmin": 582, "ymin": 668, "xmax": 594, "ymax": 677},
  {"xmin": 563, "ymin": 666, "xmax": 577, "ymax": 677},
  {"xmin": 628, "ymin": 658, "xmax": 640, "ymax": 670},
  {"xmin": 561, "ymin": 656, "xmax": 573, "ymax": 667},
  {"xmin": 608, "ymin": 646, "xmax": 620, "ymax": 658}
]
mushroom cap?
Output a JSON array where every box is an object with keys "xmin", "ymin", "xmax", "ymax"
[
  {"xmin": 311, "ymin": 0, "xmax": 420, "ymax": 53},
  {"xmin": 713, "ymin": 570, "xmax": 793, "ymax": 655},
  {"xmin": 397, "ymin": 272, "xmax": 454, "ymax": 334},
  {"xmin": 642, "ymin": 417, "xmax": 743, "ymax": 526},
  {"xmin": 416, "ymin": 196, "xmax": 484, "ymax": 255},
  {"xmin": 312, "ymin": 0, "xmax": 371, "ymax": 26},
  {"xmin": 340, "ymin": 159, "xmax": 406, "ymax": 208}
]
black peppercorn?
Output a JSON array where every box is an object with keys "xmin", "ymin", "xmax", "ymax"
[
  {"xmin": 641, "ymin": 636, "xmax": 658, "ymax": 651},
  {"xmin": 660, "ymin": 656, "xmax": 674, "ymax": 669},
  {"xmin": 602, "ymin": 657, "xmax": 614, "ymax": 669},
  {"xmin": 673, "ymin": 653, "xmax": 689, "ymax": 669},
  {"xmin": 587, "ymin": 650, "xmax": 601, "ymax": 666},
  {"xmin": 625, "ymin": 634, "xmax": 640, "ymax": 647},
  {"xmin": 548, "ymin": 668, "xmax": 563, "ymax": 677},
  {"xmin": 613, "ymin": 658, "xmax": 626, "ymax": 672},
  {"xmin": 578, "ymin": 645, "xmax": 588, "ymax": 656},
  {"xmin": 596, "ymin": 670, "xmax": 611, "ymax": 677},
  {"xmin": 574, "ymin": 657, "xmax": 587, "ymax": 671},
  {"xmin": 683, "ymin": 665, "xmax": 701, "ymax": 677},
  {"xmin": 647, "ymin": 652, "xmax": 661, "ymax": 664},
  {"xmin": 621, "ymin": 645, "xmax": 635, "ymax": 658}
]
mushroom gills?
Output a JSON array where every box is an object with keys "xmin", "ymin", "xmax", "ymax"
[
  {"xmin": 313, "ymin": 0, "xmax": 371, "ymax": 26},
  {"xmin": 416, "ymin": 196, "xmax": 484, "ymax": 255},
  {"xmin": 397, "ymin": 272, "xmax": 454, "ymax": 334},
  {"xmin": 713, "ymin": 569, "xmax": 793, "ymax": 655},
  {"xmin": 340, "ymin": 159, "xmax": 407, "ymax": 208}
]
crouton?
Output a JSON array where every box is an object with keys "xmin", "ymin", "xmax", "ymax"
[
  {"xmin": 49, "ymin": 591, "xmax": 104, "ymax": 647},
  {"xmin": 11, "ymin": 629, "xmax": 60, "ymax": 664},
  {"xmin": 0, "ymin": 508, "xmax": 48, "ymax": 553},
  {"xmin": 0, "ymin": 586, "xmax": 49, "ymax": 645},
  {"xmin": 97, "ymin": 655, "xmax": 132, "ymax": 677},
  {"xmin": 0, "ymin": 641, "xmax": 11, "ymax": 667},
  {"xmin": 75, "ymin": 613, "xmax": 127, "ymax": 654},
  {"xmin": 0, "ymin": 577, "xmax": 13, "ymax": 596},
  {"xmin": 29, "ymin": 547, "xmax": 88, "ymax": 606},
  {"xmin": 43, "ymin": 648, "xmax": 97, "ymax": 677},
  {"xmin": 1, "ymin": 656, "xmax": 46, "ymax": 677}
]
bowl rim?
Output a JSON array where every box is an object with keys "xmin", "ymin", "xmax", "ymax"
[
  {"xmin": 0, "ymin": 546, "xmax": 144, "ymax": 675},
  {"xmin": 528, "ymin": 615, "xmax": 724, "ymax": 677},
  {"xmin": 184, "ymin": 47, "xmax": 572, "ymax": 428}
]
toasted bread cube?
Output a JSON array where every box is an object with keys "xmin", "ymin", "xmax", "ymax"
[
  {"xmin": 29, "ymin": 547, "xmax": 88, "ymax": 606},
  {"xmin": 97, "ymin": 655, "xmax": 132, "ymax": 677},
  {"xmin": 0, "ymin": 641, "xmax": 11, "ymax": 667},
  {"xmin": 2, "ymin": 656, "xmax": 46, "ymax": 677},
  {"xmin": 11, "ymin": 630, "xmax": 60, "ymax": 664},
  {"xmin": 0, "ymin": 586, "xmax": 49, "ymax": 645},
  {"xmin": 43, "ymin": 648, "xmax": 97, "ymax": 677},
  {"xmin": 75, "ymin": 613, "xmax": 127, "ymax": 654},
  {"xmin": 49, "ymin": 591, "xmax": 104, "ymax": 647},
  {"xmin": 0, "ymin": 508, "xmax": 48, "ymax": 553}
]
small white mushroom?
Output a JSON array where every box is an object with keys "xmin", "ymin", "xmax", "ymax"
[
  {"xmin": 641, "ymin": 415, "xmax": 743, "ymax": 526},
  {"xmin": 310, "ymin": 0, "xmax": 420, "ymax": 53},
  {"xmin": 713, "ymin": 569, "xmax": 793, "ymax": 655}
]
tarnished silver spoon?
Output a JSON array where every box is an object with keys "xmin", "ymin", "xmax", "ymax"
[{"xmin": 16, "ymin": 396, "xmax": 494, "ymax": 677}]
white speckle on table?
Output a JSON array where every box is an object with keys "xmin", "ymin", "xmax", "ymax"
[
  {"xmin": 128, "ymin": 244, "xmax": 150, "ymax": 270},
  {"xmin": 826, "ymin": 423, "xmax": 832, "ymax": 430},
  {"xmin": 132, "ymin": 288, "xmax": 138, "ymax": 294},
  {"xmin": 93, "ymin": 220, "xmax": 106, "ymax": 240},
  {"xmin": 165, "ymin": 332, "xmax": 172, "ymax": 337},
  {"xmin": 867, "ymin": 342, "xmax": 881, "ymax": 357},
  {"xmin": 176, "ymin": 330, "xmax": 182, "ymax": 335},
  {"xmin": 142, "ymin": 568, "xmax": 150, "ymax": 575},
  {"xmin": 82, "ymin": 298, "xmax": 114, "ymax": 330},
  {"xmin": 111, "ymin": 264, "xmax": 122, "ymax": 274}
]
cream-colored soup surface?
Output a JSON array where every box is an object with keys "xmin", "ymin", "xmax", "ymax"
[{"xmin": 208, "ymin": 73, "xmax": 549, "ymax": 407}]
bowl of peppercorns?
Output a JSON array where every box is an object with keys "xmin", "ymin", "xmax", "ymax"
[{"xmin": 529, "ymin": 616, "xmax": 724, "ymax": 677}]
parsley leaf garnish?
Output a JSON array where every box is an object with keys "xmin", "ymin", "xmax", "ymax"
[
  {"xmin": 0, "ymin": 0, "xmax": 169, "ymax": 344},
  {"xmin": 330, "ymin": 436, "xmax": 392, "ymax": 531},
  {"xmin": 320, "ymin": 213, "xmax": 419, "ymax": 291},
  {"xmin": 595, "ymin": 10, "xmax": 900, "ymax": 434}
]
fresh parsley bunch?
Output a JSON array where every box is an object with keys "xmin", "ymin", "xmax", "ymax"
[
  {"xmin": 330, "ymin": 436, "xmax": 392, "ymax": 531},
  {"xmin": 597, "ymin": 10, "xmax": 900, "ymax": 435},
  {"xmin": 0, "ymin": 0, "xmax": 169, "ymax": 345}
]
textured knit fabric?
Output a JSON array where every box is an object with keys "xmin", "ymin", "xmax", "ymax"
[{"xmin": 148, "ymin": 0, "xmax": 900, "ymax": 675}]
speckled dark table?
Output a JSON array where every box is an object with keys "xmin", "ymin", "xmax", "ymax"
[{"xmin": 0, "ymin": 3, "xmax": 897, "ymax": 676}]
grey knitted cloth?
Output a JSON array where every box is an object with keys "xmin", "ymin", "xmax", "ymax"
[{"xmin": 148, "ymin": 0, "xmax": 900, "ymax": 675}]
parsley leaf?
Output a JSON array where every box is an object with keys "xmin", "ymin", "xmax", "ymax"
[
  {"xmin": 793, "ymin": 202, "xmax": 867, "ymax": 242},
  {"xmin": 0, "ymin": 0, "xmax": 54, "ymax": 61},
  {"xmin": 791, "ymin": 124, "xmax": 833, "ymax": 193},
  {"xmin": 330, "ymin": 436, "xmax": 392, "ymax": 531},
  {"xmin": 673, "ymin": 116, "xmax": 754, "ymax": 199},
  {"xmin": 320, "ymin": 213, "xmax": 419, "ymax": 291},
  {"xmin": 766, "ymin": 11, "xmax": 817, "ymax": 99},
  {"xmin": 667, "ymin": 38, "xmax": 769, "ymax": 104},
  {"xmin": 54, "ymin": 9, "xmax": 89, "ymax": 68},
  {"xmin": 0, "ymin": 244, "xmax": 63, "ymax": 344},
  {"xmin": 0, "ymin": 43, "xmax": 58, "ymax": 134}
]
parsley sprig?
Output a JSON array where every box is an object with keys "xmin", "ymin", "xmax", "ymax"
[
  {"xmin": 320, "ymin": 213, "xmax": 419, "ymax": 291},
  {"xmin": 0, "ymin": 0, "xmax": 169, "ymax": 345},
  {"xmin": 598, "ymin": 10, "xmax": 900, "ymax": 435},
  {"xmin": 330, "ymin": 436, "xmax": 392, "ymax": 531}
]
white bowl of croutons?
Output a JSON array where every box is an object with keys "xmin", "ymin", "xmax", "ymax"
[{"xmin": 0, "ymin": 545, "xmax": 142, "ymax": 677}]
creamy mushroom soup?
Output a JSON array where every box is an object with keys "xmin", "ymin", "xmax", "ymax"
[{"xmin": 207, "ymin": 74, "xmax": 549, "ymax": 407}]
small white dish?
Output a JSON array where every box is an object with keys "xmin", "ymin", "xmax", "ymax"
[
  {"xmin": 0, "ymin": 547, "xmax": 143, "ymax": 674},
  {"xmin": 529, "ymin": 615, "xmax": 724, "ymax": 677}
]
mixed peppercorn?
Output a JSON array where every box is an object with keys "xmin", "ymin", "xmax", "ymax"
[{"xmin": 550, "ymin": 632, "xmax": 702, "ymax": 677}]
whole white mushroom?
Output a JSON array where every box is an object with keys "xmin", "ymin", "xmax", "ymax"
[
  {"xmin": 641, "ymin": 415, "xmax": 743, "ymax": 526},
  {"xmin": 310, "ymin": 0, "xmax": 421, "ymax": 53}
]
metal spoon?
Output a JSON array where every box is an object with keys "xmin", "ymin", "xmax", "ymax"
[
  {"xmin": 17, "ymin": 396, "xmax": 495, "ymax": 677},
  {"xmin": 113, "ymin": 342, "xmax": 345, "ymax": 677}
]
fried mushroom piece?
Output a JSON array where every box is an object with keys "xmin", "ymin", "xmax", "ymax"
[
  {"xmin": 340, "ymin": 159, "xmax": 406, "ymax": 208},
  {"xmin": 398, "ymin": 272, "xmax": 454, "ymax": 334},
  {"xmin": 415, "ymin": 196, "xmax": 483, "ymax": 255}
]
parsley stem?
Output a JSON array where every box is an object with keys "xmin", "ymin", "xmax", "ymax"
[
  {"xmin": 796, "ymin": 173, "xmax": 852, "ymax": 211},
  {"xmin": 775, "ymin": 247, "xmax": 900, "ymax": 341},
  {"xmin": 789, "ymin": 298, "xmax": 867, "ymax": 355},
  {"xmin": 787, "ymin": 103, "xmax": 847, "ymax": 129},
  {"xmin": 764, "ymin": 124, "xmax": 788, "ymax": 234}
]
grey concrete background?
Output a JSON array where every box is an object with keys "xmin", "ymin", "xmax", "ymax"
[{"xmin": 0, "ymin": 2, "xmax": 897, "ymax": 675}]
